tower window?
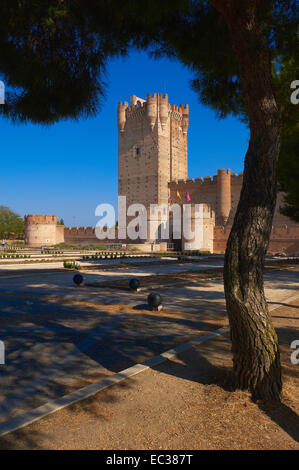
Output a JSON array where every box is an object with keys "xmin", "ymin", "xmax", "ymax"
[{"xmin": 136, "ymin": 147, "xmax": 141, "ymax": 156}]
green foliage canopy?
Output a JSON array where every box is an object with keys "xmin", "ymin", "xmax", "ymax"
[{"xmin": 0, "ymin": 206, "xmax": 24, "ymax": 238}]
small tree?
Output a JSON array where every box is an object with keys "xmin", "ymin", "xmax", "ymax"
[{"xmin": 0, "ymin": 206, "xmax": 24, "ymax": 239}]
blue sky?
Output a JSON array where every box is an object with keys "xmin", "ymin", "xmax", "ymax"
[{"xmin": 0, "ymin": 51, "xmax": 249, "ymax": 227}]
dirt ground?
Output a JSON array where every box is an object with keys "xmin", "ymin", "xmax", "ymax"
[{"xmin": 0, "ymin": 297, "xmax": 298, "ymax": 450}]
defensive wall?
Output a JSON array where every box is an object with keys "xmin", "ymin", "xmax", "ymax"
[
  {"xmin": 64, "ymin": 227, "xmax": 96, "ymax": 244},
  {"xmin": 213, "ymin": 225, "xmax": 299, "ymax": 255},
  {"xmin": 25, "ymin": 209, "xmax": 299, "ymax": 254},
  {"xmin": 169, "ymin": 169, "xmax": 293, "ymax": 227}
]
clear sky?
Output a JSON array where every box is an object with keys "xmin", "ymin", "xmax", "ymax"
[{"xmin": 0, "ymin": 51, "xmax": 249, "ymax": 227}]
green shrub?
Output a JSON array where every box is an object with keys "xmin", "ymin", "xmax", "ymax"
[{"xmin": 63, "ymin": 261, "xmax": 81, "ymax": 270}]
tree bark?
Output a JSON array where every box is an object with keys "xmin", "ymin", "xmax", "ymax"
[{"xmin": 209, "ymin": 1, "xmax": 282, "ymax": 401}]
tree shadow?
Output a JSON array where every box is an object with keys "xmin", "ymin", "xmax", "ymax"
[
  {"xmin": 0, "ymin": 372, "xmax": 137, "ymax": 450},
  {"xmin": 150, "ymin": 335, "xmax": 235, "ymax": 391},
  {"xmin": 149, "ymin": 329, "xmax": 299, "ymax": 444},
  {"xmin": 0, "ymin": 427, "xmax": 47, "ymax": 450},
  {"xmin": 257, "ymin": 402, "xmax": 299, "ymax": 443},
  {"xmin": 269, "ymin": 301, "xmax": 299, "ymax": 309}
]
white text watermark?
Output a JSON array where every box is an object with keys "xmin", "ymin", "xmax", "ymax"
[
  {"xmin": 0, "ymin": 81, "xmax": 4, "ymax": 104},
  {"xmin": 0, "ymin": 341, "xmax": 5, "ymax": 364},
  {"xmin": 290, "ymin": 80, "xmax": 299, "ymax": 105},
  {"xmin": 95, "ymin": 196, "xmax": 208, "ymax": 247},
  {"xmin": 290, "ymin": 340, "xmax": 299, "ymax": 365}
]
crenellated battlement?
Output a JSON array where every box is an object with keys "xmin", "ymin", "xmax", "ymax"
[
  {"xmin": 169, "ymin": 169, "xmax": 250, "ymax": 226},
  {"xmin": 169, "ymin": 170, "xmax": 244, "ymax": 188},
  {"xmin": 213, "ymin": 224, "xmax": 299, "ymax": 254},
  {"xmin": 231, "ymin": 172, "xmax": 243, "ymax": 184},
  {"xmin": 64, "ymin": 227, "xmax": 96, "ymax": 236},
  {"xmin": 118, "ymin": 93, "xmax": 189, "ymax": 132},
  {"xmin": 25, "ymin": 214, "xmax": 57, "ymax": 225}
]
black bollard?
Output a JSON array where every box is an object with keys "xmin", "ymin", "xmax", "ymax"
[
  {"xmin": 147, "ymin": 292, "xmax": 162, "ymax": 310},
  {"xmin": 129, "ymin": 278, "xmax": 140, "ymax": 290},
  {"xmin": 73, "ymin": 273, "xmax": 83, "ymax": 286}
]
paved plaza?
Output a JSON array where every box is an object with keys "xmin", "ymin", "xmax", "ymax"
[{"xmin": 0, "ymin": 257, "xmax": 298, "ymax": 428}]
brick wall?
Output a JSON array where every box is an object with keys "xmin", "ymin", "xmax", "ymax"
[{"xmin": 213, "ymin": 225, "xmax": 299, "ymax": 255}]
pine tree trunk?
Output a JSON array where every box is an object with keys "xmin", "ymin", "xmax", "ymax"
[{"xmin": 211, "ymin": 1, "xmax": 282, "ymax": 401}]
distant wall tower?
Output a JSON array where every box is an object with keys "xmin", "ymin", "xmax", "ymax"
[
  {"xmin": 24, "ymin": 214, "xmax": 65, "ymax": 246},
  {"xmin": 118, "ymin": 93, "xmax": 189, "ymax": 208}
]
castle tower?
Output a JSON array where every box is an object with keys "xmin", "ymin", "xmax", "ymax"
[
  {"xmin": 216, "ymin": 168, "xmax": 232, "ymax": 225},
  {"xmin": 24, "ymin": 214, "xmax": 64, "ymax": 246},
  {"xmin": 118, "ymin": 93, "xmax": 189, "ymax": 209}
]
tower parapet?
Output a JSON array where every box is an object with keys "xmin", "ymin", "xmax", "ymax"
[
  {"xmin": 25, "ymin": 214, "xmax": 57, "ymax": 225},
  {"xmin": 146, "ymin": 93, "xmax": 158, "ymax": 130},
  {"xmin": 118, "ymin": 93, "xmax": 189, "ymax": 133}
]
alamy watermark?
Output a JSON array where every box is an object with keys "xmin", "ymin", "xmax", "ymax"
[
  {"xmin": 0, "ymin": 340, "xmax": 5, "ymax": 365},
  {"xmin": 95, "ymin": 196, "xmax": 206, "ymax": 245},
  {"xmin": 290, "ymin": 80, "xmax": 299, "ymax": 105},
  {"xmin": 0, "ymin": 81, "xmax": 5, "ymax": 104},
  {"xmin": 290, "ymin": 340, "xmax": 299, "ymax": 365}
]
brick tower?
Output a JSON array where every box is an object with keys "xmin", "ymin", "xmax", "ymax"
[{"xmin": 118, "ymin": 93, "xmax": 189, "ymax": 209}]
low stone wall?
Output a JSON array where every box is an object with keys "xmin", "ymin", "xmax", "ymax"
[{"xmin": 213, "ymin": 225, "xmax": 299, "ymax": 255}]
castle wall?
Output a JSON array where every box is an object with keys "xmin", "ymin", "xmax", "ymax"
[
  {"xmin": 169, "ymin": 170, "xmax": 293, "ymax": 229},
  {"xmin": 227, "ymin": 172, "xmax": 243, "ymax": 225},
  {"xmin": 56, "ymin": 225, "xmax": 65, "ymax": 244},
  {"xmin": 64, "ymin": 227, "xmax": 97, "ymax": 244},
  {"xmin": 25, "ymin": 215, "xmax": 64, "ymax": 247},
  {"xmin": 213, "ymin": 225, "xmax": 299, "ymax": 255},
  {"xmin": 169, "ymin": 176, "xmax": 218, "ymax": 218},
  {"xmin": 268, "ymin": 225, "xmax": 299, "ymax": 254},
  {"xmin": 63, "ymin": 221, "xmax": 299, "ymax": 254},
  {"xmin": 169, "ymin": 169, "xmax": 238, "ymax": 225}
]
